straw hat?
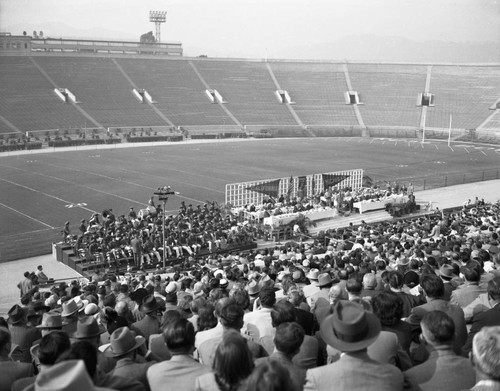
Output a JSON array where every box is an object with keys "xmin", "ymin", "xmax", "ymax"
[
  {"xmin": 61, "ymin": 299, "xmax": 84, "ymax": 317},
  {"xmin": 306, "ymin": 268, "xmax": 320, "ymax": 280}
]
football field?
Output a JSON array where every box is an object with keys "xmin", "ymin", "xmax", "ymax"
[{"xmin": 1, "ymin": 137, "xmax": 499, "ymax": 262}]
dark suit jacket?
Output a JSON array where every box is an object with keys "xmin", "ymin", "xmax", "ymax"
[
  {"xmin": 131, "ymin": 315, "xmax": 160, "ymax": 348},
  {"xmin": 255, "ymin": 352, "xmax": 306, "ymax": 391},
  {"xmin": 462, "ymin": 303, "xmax": 500, "ymax": 356},
  {"xmin": 294, "ymin": 307, "xmax": 316, "ymax": 336},
  {"xmin": 0, "ymin": 361, "xmax": 34, "ymax": 391},
  {"xmin": 110, "ymin": 357, "xmax": 155, "ymax": 390}
]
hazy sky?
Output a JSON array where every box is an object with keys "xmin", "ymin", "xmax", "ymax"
[{"xmin": 1, "ymin": 0, "xmax": 499, "ymax": 58}]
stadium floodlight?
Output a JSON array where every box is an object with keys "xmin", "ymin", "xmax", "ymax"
[
  {"xmin": 149, "ymin": 10, "xmax": 167, "ymax": 43},
  {"xmin": 153, "ymin": 186, "xmax": 179, "ymax": 268}
]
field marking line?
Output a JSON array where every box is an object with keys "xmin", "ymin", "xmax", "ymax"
[
  {"xmin": 449, "ymin": 146, "xmax": 454, "ymax": 152},
  {"xmin": 41, "ymin": 154, "xmax": 228, "ymax": 194},
  {"xmin": 435, "ymin": 144, "xmax": 439, "ymax": 150},
  {"xmin": 0, "ymin": 227, "xmax": 55, "ymax": 238},
  {"xmin": 480, "ymin": 150, "xmax": 487, "ymax": 156},
  {"xmin": 0, "ymin": 176, "xmax": 96, "ymax": 215},
  {"xmin": 0, "ymin": 165, "xmax": 145, "ymax": 207},
  {"xmin": 0, "ymin": 201, "xmax": 55, "ymax": 229}
]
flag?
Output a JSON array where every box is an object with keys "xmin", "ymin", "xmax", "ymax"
[
  {"xmin": 247, "ymin": 179, "xmax": 280, "ymax": 198},
  {"xmin": 297, "ymin": 176, "xmax": 307, "ymax": 198},
  {"xmin": 322, "ymin": 173, "xmax": 350, "ymax": 189},
  {"xmin": 286, "ymin": 175, "xmax": 294, "ymax": 199}
]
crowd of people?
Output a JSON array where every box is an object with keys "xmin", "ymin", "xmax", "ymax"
[
  {"xmin": 2, "ymin": 195, "xmax": 500, "ymax": 391},
  {"xmin": 68, "ymin": 199, "xmax": 257, "ymax": 270}
]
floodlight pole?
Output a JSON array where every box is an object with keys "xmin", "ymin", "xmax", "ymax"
[
  {"xmin": 149, "ymin": 10, "xmax": 167, "ymax": 43},
  {"xmin": 154, "ymin": 186, "xmax": 178, "ymax": 268}
]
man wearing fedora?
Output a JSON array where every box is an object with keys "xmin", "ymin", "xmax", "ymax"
[
  {"xmin": 303, "ymin": 269, "xmax": 320, "ymax": 305},
  {"xmin": 131, "ymin": 295, "xmax": 162, "ymax": 348},
  {"xmin": 70, "ymin": 316, "xmax": 116, "ymax": 374},
  {"xmin": 7, "ymin": 304, "xmax": 41, "ymax": 363},
  {"xmin": 104, "ymin": 326, "xmax": 154, "ymax": 390},
  {"xmin": 439, "ymin": 264, "xmax": 457, "ymax": 301},
  {"xmin": 0, "ymin": 326, "xmax": 34, "ymax": 391},
  {"xmin": 61, "ymin": 298, "xmax": 85, "ymax": 335},
  {"xmin": 309, "ymin": 273, "xmax": 334, "ymax": 311},
  {"xmin": 304, "ymin": 300, "xmax": 405, "ymax": 391}
]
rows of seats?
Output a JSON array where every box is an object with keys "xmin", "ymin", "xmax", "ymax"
[
  {"xmin": 0, "ymin": 57, "xmax": 88, "ymax": 134},
  {"xmin": 193, "ymin": 60, "xmax": 297, "ymax": 126},
  {"xmin": 34, "ymin": 57, "xmax": 167, "ymax": 128},
  {"xmin": 349, "ymin": 64, "xmax": 427, "ymax": 127},
  {"xmin": 269, "ymin": 62, "xmax": 359, "ymax": 126},
  {"xmin": 116, "ymin": 58, "xmax": 232, "ymax": 126},
  {"xmin": 426, "ymin": 66, "xmax": 500, "ymax": 130},
  {"xmin": 0, "ymin": 56, "xmax": 498, "ymax": 136}
]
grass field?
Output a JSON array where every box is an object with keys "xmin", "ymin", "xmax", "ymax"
[{"xmin": 1, "ymin": 137, "xmax": 499, "ymax": 262}]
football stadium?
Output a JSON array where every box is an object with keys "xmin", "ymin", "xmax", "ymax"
[{"xmin": 1, "ymin": 2, "xmax": 500, "ymax": 390}]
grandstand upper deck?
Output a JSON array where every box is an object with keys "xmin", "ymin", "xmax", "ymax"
[
  {"xmin": 348, "ymin": 64, "xmax": 428, "ymax": 127},
  {"xmin": 0, "ymin": 56, "xmax": 88, "ymax": 133},
  {"xmin": 116, "ymin": 58, "xmax": 232, "ymax": 127},
  {"xmin": 269, "ymin": 62, "xmax": 358, "ymax": 126},
  {"xmin": 0, "ymin": 53, "xmax": 499, "ymax": 136},
  {"xmin": 425, "ymin": 65, "xmax": 500, "ymax": 130},
  {"xmin": 34, "ymin": 56, "xmax": 167, "ymax": 128},
  {"xmin": 193, "ymin": 60, "xmax": 297, "ymax": 126}
]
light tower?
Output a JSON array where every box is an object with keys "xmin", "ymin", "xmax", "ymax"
[{"xmin": 149, "ymin": 10, "xmax": 167, "ymax": 43}]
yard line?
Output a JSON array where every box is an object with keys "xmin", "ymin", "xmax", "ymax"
[
  {"xmin": 41, "ymin": 155, "xmax": 228, "ymax": 194},
  {"xmin": 0, "ymin": 176, "xmax": 96, "ymax": 215},
  {"xmin": 480, "ymin": 150, "xmax": 487, "ymax": 156},
  {"xmin": 448, "ymin": 146, "xmax": 454, "ymax": 152},
  {"xmin": 0, "ymin": 165, "xmax": 144, "ymax": 207},
  {"xmin": 0, "ymin": 201, "xmax": 55, "ymax": 229},
  {"xmin": 435, "ymin": 144, "xmax": 439, "ymax": 150}
]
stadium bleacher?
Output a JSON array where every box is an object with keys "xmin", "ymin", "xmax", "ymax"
[
  {"xmin": 348, "ymin": 64, "xmax": 427, "ymax": 127},
  {"xmin": 269, "ymin": 62, "xmax": 358, "ymax": 126},
  {"xmin": 0, "ymin": 56, "xmax": 499, "ymax": 140},
  {"xmin": 426, "ymin": 65, "xmax": 500, "ymax": 130},
  {"xmin": 193, "ymin": 60, "xmax": 297, "ymax": 126},
  {"xmin": 34, "ymin": 56, "xmax": 167, "ymax": 128},
  {"xmin": 116, "ymin": 58, "xmax": 232, "ymax": 127},
  {"xmin": 0, "ymin": 56, "xmax": 88, "ymax": 134}
]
